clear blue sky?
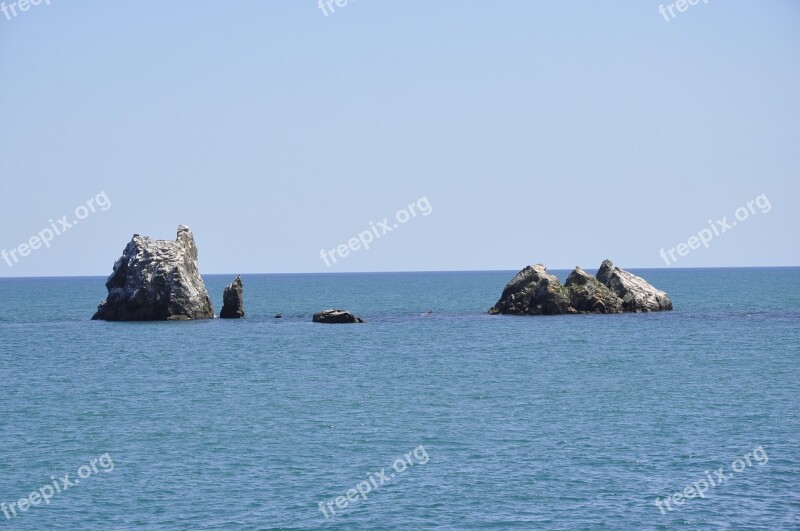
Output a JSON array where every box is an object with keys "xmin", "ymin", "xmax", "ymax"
[{"xmin": 1, "ymin": 1, "xmax": 798, "ymax": 276}]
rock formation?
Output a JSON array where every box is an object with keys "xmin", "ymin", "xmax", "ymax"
[
  {"xmin": 312, "ymin": 309, "xmax": 365, "ymax": 324},
  {"xmin": 489, "ymin": 260, "xmax": 672, "ymax": 315},
  {"xmin": 596, "ymin": 259, "xmax": 673, "ymax": 312},
  {"xmin": 488, "ymin": 264, "xmax": 572, "ymax": 315},
  {"xmin": 564, "ymin": 266, "xmax": 624, "ymax": 314},
  {"xmin": 91, "ymin": 225, "xmax": 215, "ymax": 321},
  {"xmin": 219, "ymin": 276, "xmax": 244, "ymax": 319}
]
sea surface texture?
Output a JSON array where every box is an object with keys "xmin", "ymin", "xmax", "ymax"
[{"xmin": 0, "ymin": 268, "xmax": 798, "ymax": 529}]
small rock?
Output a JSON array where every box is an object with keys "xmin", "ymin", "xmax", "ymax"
[{"xmin": 312, "ymin": 309, "xmax": 364, "ymax": 324}]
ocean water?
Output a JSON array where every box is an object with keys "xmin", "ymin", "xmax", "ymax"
[{"xmin": 0, "ymin": 268, "xmax": 798, "ymax": 529}]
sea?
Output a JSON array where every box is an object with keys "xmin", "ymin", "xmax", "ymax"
[{"xmin": 0, "ymin": 268, "xmax": 798, "ymax": 529}]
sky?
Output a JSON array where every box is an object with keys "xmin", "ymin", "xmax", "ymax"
[{"xmin": 1, "ymin": 0, "xmax": 798, "ymax": 276}]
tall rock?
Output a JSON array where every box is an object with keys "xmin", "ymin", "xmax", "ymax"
[
  {"xmin": 220, "ymin": 276, "xmax": 245, "ymax": 319},
  {"xmin": 91, "ymin": 225, "xmax": 215, "ymax": 321}
]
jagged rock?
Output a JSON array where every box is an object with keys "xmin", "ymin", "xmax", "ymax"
[
  {"xmin": 490, "ymin": 261, "xmax": 672, "ymax": 315},
  {"xmin": 564, "ymin": 266, "xmax": 623, "ymax": 313},
  {"xmin": 596, "ymin": 259, "xmax": 673, "ymax": 312},
  {"xmin": 488, "ymin": 264, "xmax": 572, "ymax": 315},
  {"xmin": 312, "ymin": 309, "xmax": 365, "ymax": 324},
  {"xmin": 91, "ymin": 225, "xmax": 215, "ymax": 321},
  {"xmin": 219, "ymin": 276, "xmax": 244, "ymax": 319}
]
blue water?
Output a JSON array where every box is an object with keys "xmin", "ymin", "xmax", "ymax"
[{"xmin": 0, "ymin": 268, "xmax": 798, "ymax": 529}]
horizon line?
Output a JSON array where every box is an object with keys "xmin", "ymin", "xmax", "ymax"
[{"xmin": 1, "ymin": 264, "xmax": 798, "ymax": 280}]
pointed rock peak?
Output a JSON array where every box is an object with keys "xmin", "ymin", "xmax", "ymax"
[
  {"xmin": 220, "ymin": 276, "xmax": 245, "ymax": 319},
  {"xmin": 176, "ymin": 225, "xmax": 194, "ymax": 242},
  {"xmin": 565, "ymin": 266, "xmax": 594, "ymax": 287},
  {"xmin": 596, "ymin": 259, "xmax": 615, "ymax": 285},
  {"xmin": 504, "ymin": 263, "xmax": 558, "ymax": 293}
]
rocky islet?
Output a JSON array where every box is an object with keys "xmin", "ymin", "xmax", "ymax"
[{"xmin": 92, "ymin": 227, "xmax": 673, "ymax": 321}]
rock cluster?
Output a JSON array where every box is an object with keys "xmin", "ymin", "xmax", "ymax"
[
  {"xmin": 489, "ymin": 260, "xmax": 672, "ymax": 315},
  {"xmin": 312, "ymin": 309, "xmax": 365, "ymax": 324},
  {"xmin": 220, "ymin": 276, "xmax": 245, "ymax": 319},
  {"xmin": 91, "ymin": 227, "xmax": 673, "ymax": 322},
  {"xmin": 92, "ymin": 226, "xmax": 215, "ymax": 321}
]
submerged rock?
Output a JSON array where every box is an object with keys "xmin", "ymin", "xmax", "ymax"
[
  {"xmin": 91, "ymin": 225, "xmax": 215, "ymax": 321},
  {"xmin": 490, "ymin": 260, "xmax": 672, "ymax": 315},
  {"xmin": 312, "ymin": 309, "xmax": 365, "ymax": 324},
  {"xmin": 596, "ymin": 259, "xmax": 673, "ymax": 312},
  {"xmin": 219, "ymin": 276, "xmax": 244, "ymax": 319}
]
